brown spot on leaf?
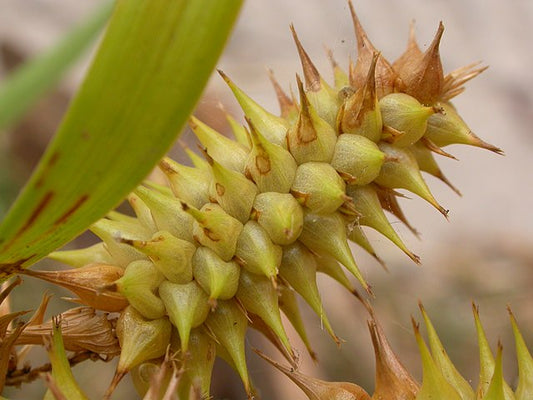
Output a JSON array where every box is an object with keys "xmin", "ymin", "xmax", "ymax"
[
  {"xmin": 35, "ymin": 177, "xmax": 44, "ymax": 189},
  {"xmin": 54, "ymin": 195, "xmax": 89, "ymax": 226},
  {"xmin": 48, "ymin": 151, "xmax": 60, "ymax": 167},
  {"xmin": 34, "ymin": 152, "xmax": 61, "ymax": 189},
  {"xmin": 15, "ymin": 192, "xmax": 54, "ymax": 238}
]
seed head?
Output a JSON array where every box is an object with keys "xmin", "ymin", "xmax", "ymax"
[{"xmin": 45, "ymin": 2, "xmax": 503, "ymax": 397}]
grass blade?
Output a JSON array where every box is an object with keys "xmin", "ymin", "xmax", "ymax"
[{"xmin": 0, "ymin": 0, "xmax": 243, "ymax": 277}]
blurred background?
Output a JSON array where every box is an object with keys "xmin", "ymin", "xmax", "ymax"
[{"xmin": 1, "ymin": 0, "xmax": 532, "ymax": 399}]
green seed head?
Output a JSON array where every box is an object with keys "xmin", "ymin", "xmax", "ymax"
[
  {"xmin": 299, "ymin": 211, "xmax": 370, "ymax": 293},
  {"xmin": 159, "ymin": 157, "xmax": 211, "ymax": 208},
  {"xmin": 204, "ymin": 300, "xmax": 250, "ymax": 393},
  {"xmin": 220, "ymin": 69, "xmax": 289, "ymax": 147},
  {"xmin": 425, "ymin": 102, "xmax": 503, "ymax": 154},
  {"xmin": 134, "ymin": 185, "xmax": 195, "ymax": 242},
  {"xmin": 280, "ymin": 242, "xmax": 339, "ymax": 344},
  {"xmin": 346, "ymin": 185, "xmax": 419, "ymax": 263},
  {"xmin": 51, "ymin": 3, "xmax": 505, "ymax": 397},
  {"xmin": 236, "ymin": 269, "xmax": 293, "ymax": 357},
  {"xmin": 375, "ymin": 143, "xmax": 448, "ymax": 217},
  {"xmin": 186, "ymin": 328, "xmax": 217, "ymax": 398}
]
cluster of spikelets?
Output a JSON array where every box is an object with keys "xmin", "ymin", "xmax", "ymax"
[{"xmin": 13, "ymin": 1, "xmax": 510, "ymax": 398}]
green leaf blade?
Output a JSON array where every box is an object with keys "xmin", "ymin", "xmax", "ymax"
[{"xmin": 0, "ymin": 0, "xmax": 243, "ymax": 276}]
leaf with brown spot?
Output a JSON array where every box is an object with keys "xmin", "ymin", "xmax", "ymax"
[{"xmin": 0, "ymin": 0, "xmax": 244, "ymax": 277}]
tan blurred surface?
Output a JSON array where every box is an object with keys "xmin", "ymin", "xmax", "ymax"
[{"xmin": 1, "ymin": 1, "xmax": 532, "ymax": 399}]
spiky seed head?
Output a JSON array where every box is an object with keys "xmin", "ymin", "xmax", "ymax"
[
  {"xmin": 348, "ymin": 0, "xmax": 398, "ymax": 98},
  {"xmin": 346, "ymin": 185, "xmax": 420, "ymax": 263},
  {"xmin": 236, "ymin": 269, "xmax": 293, "ymax": 356},
  {"xmin": 47, "ymin": 2, "xmax": 504, "ymax": 397},
  {"xmin": 189, "ymin": 115, "xmax": 248, "ymax": 172},
  {"xmin": 255, "ymin": 349, "xmax": 371, "ymax": 400},
  {"xmin": 290, "ymin": 25, "xmax": 340, "ymax": 126},
  {"xmin": 299, "ymin": 211, "xmax": 370, "ymax": 293},
  {"xmin": 204, "ymin": 300, "xmax": 250, "ymax": 393},
  {"xmin": 22, "ymin": 264, "xmax": 127, "ymax": 312},
  {"xmin": 186, "ymin": 328, "xmax": 217, "ymax": 397},
  {"xmin": 279, "ymin": 242, "xmax": 339, "ymax": 344},
  {"xmin": 220, "ymin": 69, "xmax": 289, "ymax": 147},
  {"xmin": 134, "ymin": 185, "xmax": 195, "ymax": 242},
  {"xmin": 159, "ymin": 157, "xmax": 211, "ymax": 208},
  {"xmin": 375, "ymin": 143, "xmax": 448, "ymax": 217},
  {"xmin": 337, "ymin": 52, "xmax": 382, "ymax": 142}
]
